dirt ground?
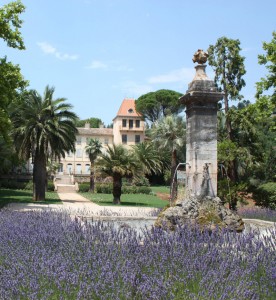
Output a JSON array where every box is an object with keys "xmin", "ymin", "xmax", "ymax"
[{"xmin": 156, "ymin": 192, "xmax": 170, "ymax": 201}]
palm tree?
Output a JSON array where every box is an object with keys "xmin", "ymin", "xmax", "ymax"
[
  {"xmin": 132, "ymin": 142, "xmax": 163, "ymax": 176},
  {"xmin": 150, "ymin": 115, "xmax": 186, "ymax": 201},
  {"xmin": 96, "ymin": 144, "xmax": 139, "ymax": 204},
  {"xmin": 85, "ymin": 138, "xmax": 102, "ymax": 192},
  {"xmin": 11, "ymin": 86, "xmax": 78, "ymax": 201}
]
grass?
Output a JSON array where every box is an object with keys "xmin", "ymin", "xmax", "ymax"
[
  {"xmin": 150, "ymin": 185, "xmax": 170, "ymax": 194},
  {"xmin": 80, "ymin": 192, "xmax": 169, "ymax": 208},
  {"xmin": 0, "ymin": 189, "xmax": 62, "ymax": 208}
]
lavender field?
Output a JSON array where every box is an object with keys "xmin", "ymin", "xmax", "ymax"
[{"xmin": 0, "ymin": 209, "xmax": 275, "ymax": 300}]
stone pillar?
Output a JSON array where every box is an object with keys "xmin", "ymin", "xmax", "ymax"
[{"xmin": 180, "ymin": 64, "xmax": 223, "ymax": 198}]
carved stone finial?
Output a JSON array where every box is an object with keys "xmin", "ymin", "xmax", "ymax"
[{"xmin": 192, "ymin": 49, "xmax": 209, "ymax": 64}]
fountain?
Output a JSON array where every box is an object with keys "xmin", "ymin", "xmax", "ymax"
[{"xmin": 156, "ymin": 50, "xmax": 244, "ymax": 232}]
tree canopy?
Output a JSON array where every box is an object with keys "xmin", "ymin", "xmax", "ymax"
[
  {"xmin": 75, "ymin": 117, "xmax": 103, "ymax": 128},
  {"xmin": 11, "ymin": 86, "xmax": 78, "ymax": 201},
  {"xmin": 135, "ymin": 89, "xmax": 182, "ymax": 123},
  {"xmin": 0, "ymin": 0, "xmax": 25, "ymax": 50},
  {"xmin": 150, "ymin": 115, "xmax": 186, "ymax": 201},
  {"xmin": 256, "ymin": 31, "xmax": 276, "ymax": 106},
  {"xmin": 97, "ymin": 144, "xmax": 139, "ymax": 204},
  {"xmin": 208, "ymin": 37, "xmax": 246, "ymax": 184},
  {"xmin": 85, "ymin": 138, "xmax": 102, "ymax": 192}
]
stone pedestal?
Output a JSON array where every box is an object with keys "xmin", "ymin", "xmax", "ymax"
[
  {"xmin": 155, "ymin": 61, "xmax": 244, "ymax": 233},
  {"xmin": 180, "ymin": 65, "xmax": 223, "ymax": 198}
]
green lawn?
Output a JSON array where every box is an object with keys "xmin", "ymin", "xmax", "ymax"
[
  {"xmin": 150, "ymin": 185, "xmax": 170, "ymax": 194},
  {"xmin": 0, "ymin": 189, "xmax": 62, "ymax": 208},
  {"xmin": 80, "ymin": 192, "xmax": 169, "ymax": 208}
]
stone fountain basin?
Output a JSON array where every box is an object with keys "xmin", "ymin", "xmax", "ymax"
[{"xmin": 82, "ymin": 216, "xmax": 274, "ymax": 237}]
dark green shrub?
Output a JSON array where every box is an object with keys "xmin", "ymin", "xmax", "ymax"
[
  {"xmin": 47, "ymin": 181, "xmax": 55, "ymax": 192},
  {"xmin": 253, "ymin": 182, "xmax": 276, "ymax": 209},
  {"xmin": 95, "ymin": 183, "xmax": 113, "ymax": 194},
  {"xmin": 122, "ymin": 185, "xmax": 138, "ymax": 194},
  {"xmin": 132, "ymin": 176, "xmax": 150, "ymax": 187},
  {"xmin": 0, "ymin": 179, "xmax": 27, "ymax": 190},
  {"xmin": 137, "ymin": 186, "xmax": 151, "ymax": 194},
  {"xmin": 94, "ymin": 183, "xmax": 152, "ymax": 195},
  {"xmin": 24, "ymin": 181, "xmax": 33, "ymax": 190},
  {"xmin": 78, "ymin": 183, "xmax": 90, "ymax": 193}
]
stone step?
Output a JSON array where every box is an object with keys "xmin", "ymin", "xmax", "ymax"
[
  {"xmin": 56, "ymin": 184, "xmax": 76, "ymax": 193},
  {"xmin": 55, "ymin": 176, "xmax": 73, "ymax": 185}
]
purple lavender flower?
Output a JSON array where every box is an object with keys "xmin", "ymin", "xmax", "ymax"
[{"xmin": 0, "ymin": 208, "xmax": 275, "ymax": 299}]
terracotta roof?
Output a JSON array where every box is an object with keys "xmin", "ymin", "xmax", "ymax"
[
  {"xmin": 77, "ymin": 128, "xmax": 113, "ymax": 136},
  {"xmin": 116, "ymin": 98, "xmax": 141, "ymax": 117}
]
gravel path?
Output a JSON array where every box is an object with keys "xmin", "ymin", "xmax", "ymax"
[{"xmin": 7, "ymin": 191, "xmax": 159, "ymax": 218}]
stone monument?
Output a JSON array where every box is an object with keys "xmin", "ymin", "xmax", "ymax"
[{"xmin": 155, "ymin": 50, "xmax": 244, "ymax": 232}]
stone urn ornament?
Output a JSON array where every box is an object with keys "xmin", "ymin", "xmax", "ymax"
[{"xmin": 192, "ymin": 49, "xmax": 209, "ymax": 64}]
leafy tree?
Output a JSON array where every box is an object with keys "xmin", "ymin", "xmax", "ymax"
[
  {"xmin": 256, "ymin": 31, "xmax": 276, "ymax": 106},
  {"xmin": 208, "ymin": 37, "xmax": 246, "ymax": 182},
  {"xmin": 76, "ymin": 117, "xmax": 103, "ymax": 128},
  {"xmin": 0, "ymin": 1, "xmax": 27, "ymax": 139},
  {"xmin": 11, "ymin": 86, "xmax": 78, "ymax": 201},
  {"xmin": 0, "ymin": 0, "xmax": 25, "ymax": 50},
  {"xmin": 0, "ymin": 136, "xmax": 13, "ymax": 173},
  {"xmin": 150, "ymin": 115, "xmax": 186, "ymax": 201},
  {"xmin": 96, "ymin": 144, "xmax": 139, "ymax": 204},
  {"xmin": 132, "ymin": 142, "xmax": 163, "ymax": 176},
  {"xmin": 0, "ymin": 57, "xmax": 28, "ymax": 138},
  {"xmin": 135, "ymin": 89, "xmax": 182, "ymax": 123},
  {"xmin": 85, "ymin": 138, "xmax": 102, "ymax": 192}
]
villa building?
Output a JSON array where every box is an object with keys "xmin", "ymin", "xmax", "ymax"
[{"xmin": 58, "ymin": 98, "xmax": 145, "ymax": 175}]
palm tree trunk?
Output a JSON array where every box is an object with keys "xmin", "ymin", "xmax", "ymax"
[
  {"xmin": 113, "ymin": 173, "xmax": 122, "ymax": 204},
  {"xmin": 32, "ymin": 157, "xmax": 37, "ymax": 201},
  {"xmin": 170, "ymin": 149, "xmax": 178, "ymax": 203},
  {"xmin": 34, "ymin": 152, "xmax": 46, "ymax": 201},
  {"xmin": 89, "ymin": 163, "xmax": 95, "ymax": 192}
]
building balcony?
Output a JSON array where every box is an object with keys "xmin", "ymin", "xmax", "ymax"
[{"xmin": 119, "ymin": 126, "xmax": 145, "ymax": 131}]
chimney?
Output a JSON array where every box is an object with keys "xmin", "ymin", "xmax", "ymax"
[{"xmin": 84, "ymin": 122, "xmax": 90, "ymax": 128}]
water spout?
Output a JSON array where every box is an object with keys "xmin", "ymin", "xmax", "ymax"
[{"xmin": 170, "ymin": 163, "xmax": 190, "ymax": 206}]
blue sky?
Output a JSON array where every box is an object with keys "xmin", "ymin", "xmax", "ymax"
[{"xmin": 2, "ymin": 0, "xmax": 276, "ymax": 125}]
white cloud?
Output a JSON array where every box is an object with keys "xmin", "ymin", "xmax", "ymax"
[
  {"xmin": 86, "ymin": 60, "xmax": 133, "ymax": 71},
  {"xmin": 37, "ymin": 42, "xmax": 79, "ymax": 60},
  {"xmin": 87, "ymin": 60, "xmax": 108, "ymax": 69},
  {"xmin": 113, "ymin": 81, "xmax": 153, "ymax": 97},
  {"xmin": 148, "ymin": 67, "xmax": 194, "ymax": 84}
]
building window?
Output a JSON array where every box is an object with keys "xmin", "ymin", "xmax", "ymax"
[
  {"xmin": 67, "ymin": 163, "xmax": 72, "ymax": 174},
  {"xmin": 76, "ymin": 136, "xmax": 81, "ymax": 145},
  {"xmin": 128, "ymin": 108, "xmax": 134, "ymax": 113},
  {"xmin": 129, "ymin": 120, "xmax": 133, "ymax": 128},
  {"xmin": 135, "ymin": 120, "xmax": 140, "ymax": 128},
  {"xmin": 122, "ymin": 134, "xmax": 127, "ymax": 144},
  {"xmin": 76, "ymin": 149, "xmax": 82, "ymax": 158},
  {"xmin": 135, "ymin": 135, "xmax": 140, "ymax": 144},
  {"xmin": 104, "ymin": 138, "xmax": 109, "ymax": 145},
  {"xmin": 76, "ymin": 164, "xmax": 82, "ymax": 174},
  {"xmin": 122, "ymin": 119, "xmax": 127, "ymax": 127},
  {"xmin": 67, "ymin": 151, "xmax": 73, "ymax": 157},
  {"xmin": 85, "ymin": 164, "xmax": 90, "ymax": 174}
]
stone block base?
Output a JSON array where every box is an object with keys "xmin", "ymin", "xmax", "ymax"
[{"xmin": 155, "ymin": 196, "xmax": 244, "ymax": 232}]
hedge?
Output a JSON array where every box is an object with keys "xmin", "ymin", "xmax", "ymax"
[
  {"xmin": 253, "ymin": 182, "xmax": 276, "ymax": 209},
  {"xmin": 78, "ymin": 183, "xmax": 151, "ymax": 195},
  {"xmin": 0, "ymin": 180, "xmax": 55, "ymax": 192}
]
